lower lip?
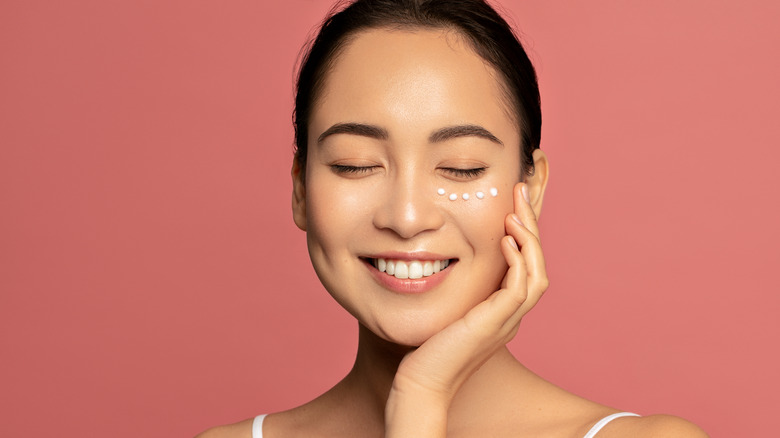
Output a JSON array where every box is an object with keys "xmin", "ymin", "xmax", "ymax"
[{"xmin": 364, "ymin": 259, "xmax": 454, "ymax": 294}]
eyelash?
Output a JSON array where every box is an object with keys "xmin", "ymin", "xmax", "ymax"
[
  {"xmin": 330, "ymin": 164, "xmax": 378, "ymax": 174},
  {"xmin": 441, "ymin": 167, "xmax": 486, "ymax": 178},
  {"xmin": 330, "ymin": 165, "xmax": 486, "ymax": 179}
]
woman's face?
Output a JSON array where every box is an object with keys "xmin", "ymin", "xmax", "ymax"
[{"xmin": 294, "ymin": 28, "xmax": 523, "ymax": 346}]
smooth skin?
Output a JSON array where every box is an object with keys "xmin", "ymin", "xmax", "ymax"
[{"xmin": 198, "ymin": 28, "xmax": 707, "ymax": 438}]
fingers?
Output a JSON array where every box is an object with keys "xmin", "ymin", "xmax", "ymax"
[
  {"xmin": 505, "ymin": 203, "xmax": 546, "ymax": 292},
  {"xmin": 497, "ymin": 233, "xmax": 534, "ymax": 330},
  {"xmin": 499, "ymin": 234, "xmax": 526, "ymax": 305},
  {"xmin": 500, "ymin": 182, "xmax": 549, "ymax": 324},
  {"xmin": 459, "ymin": 235, "xmax": 525, "ymax": 336},
  {"xmin": 513, "ymin": 182, "xmax": 540, "ymax": 241},
  {"xmin": 504, "ymin": 213, "xmax": 544, "ymax": 285}
]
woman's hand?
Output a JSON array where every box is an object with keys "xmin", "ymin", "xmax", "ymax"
[{"xmin": 385, "ymin": 181, "xmax": 549, "ymax": 438}]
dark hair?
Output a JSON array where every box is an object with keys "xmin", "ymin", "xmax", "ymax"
[{"xmin": 294, "ymin": 0, "xmax": 541, "ymax": 178}]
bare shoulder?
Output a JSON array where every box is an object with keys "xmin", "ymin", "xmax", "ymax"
[
  {"xmin": 599, "ymin": 414, "xmax": 709, "ymax": 438},
  {"xmin": 194, "ymin": 418, "xmax": 254, "ymax": 438}
]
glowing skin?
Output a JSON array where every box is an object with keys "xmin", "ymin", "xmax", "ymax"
[{"xmin": 297, "ymin": 29, "xmax": 522, "ymax": 346}]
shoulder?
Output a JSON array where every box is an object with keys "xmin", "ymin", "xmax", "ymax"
[
  {"xmin": 598, "ymin": 414, "xmax": 709, "ymax": 438},
  {"xmin": 194, "ymin": 418, "xmax": 254, "ymax": 438}
]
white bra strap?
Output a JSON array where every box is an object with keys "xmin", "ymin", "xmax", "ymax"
[
  {"xmin": 252, "ymin": 414, "xmax": 267, "ymax": 438},
  {"xmin": 583, "ymin": 412, "xmax": 640, "ymax": 438}
]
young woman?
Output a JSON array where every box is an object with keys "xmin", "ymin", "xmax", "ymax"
[{"xmin": 200, "ymin": 0, "xmax": 708, "ymax": 436}]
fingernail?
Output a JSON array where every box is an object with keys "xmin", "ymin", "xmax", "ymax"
[
  {"xmin": 511, "ymin": 214, "xmax": 523, "ymax": 226},
  {"xmin": 508, "ymin": 236, "xmax": 518, "ymax": 250},
  {"xmin": 521, "ymin": 185, "xmax": 530, "ymax": 203}
]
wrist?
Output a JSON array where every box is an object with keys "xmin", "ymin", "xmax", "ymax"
[{"xmin": 385, "ymin": 380, "xmax": 451, "ymax": 438}]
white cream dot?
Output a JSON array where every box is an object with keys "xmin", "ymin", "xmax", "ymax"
[
  {"xmin": 489, "ymin": 187, "xmax": 498, "ymax": 197},
  {"xmin": 449, "ymin": 193, "xmax": 457, "ymax": 201},
  {"xmin": 437, "ymin": 188, "xmax": 445, "ymax": 195},
  {"xmin": 462, "ymin": 193, "xmax": 469, "ymax": 200},
  {"xmin": 476, "ymin": 191, "xmax": 484, "ymax": 199}
]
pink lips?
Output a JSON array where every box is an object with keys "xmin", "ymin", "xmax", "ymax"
[{"xmin": 363, "ymin": 252, "xmax": 455, "ymax": 294}]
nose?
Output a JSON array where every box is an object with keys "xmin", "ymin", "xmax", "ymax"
[{"xmin": 372, "ymin": 175, "xmax": 445, "ymax": 239}]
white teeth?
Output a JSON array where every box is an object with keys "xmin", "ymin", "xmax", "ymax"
[
  {"xmin": 395, "ymin": 262, "xmax": 409, "ymax": 279},
  {"xmin": 373, "ymin": 258, "xmax": 451, "ymax": 279},
  {"xmin": 409, "ymin": 261, "xmax": 423, "ymax": 279},
  {"xmin": 423, "ymin": 261, "xmax": 433, "ymax": 276}
]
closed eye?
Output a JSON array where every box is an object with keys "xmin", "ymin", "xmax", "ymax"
[
  {"xmin": 330, "ymin": 164, "xmax": 379, "ymax": 175},
  {"xmin": 441, "ymin": 167, "xmax": 487, "ymax": 179}
]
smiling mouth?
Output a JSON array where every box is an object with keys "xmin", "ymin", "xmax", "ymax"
[{"xmin": 366, "ymin": 257, "xmax": 455, "ymax": 280}]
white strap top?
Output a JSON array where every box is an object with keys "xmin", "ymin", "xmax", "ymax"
[
  {"xmin": 252, "ymin": 414, "xmax": 266, "ymax": 438},
  {"xmin": 251, "ymin": 411, "xmax": 639, "ymax": 438},
  {"xmin": 583, "ymin": 412, "xmax": 640, "ymax": 438}
]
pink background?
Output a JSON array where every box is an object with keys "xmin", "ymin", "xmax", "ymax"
[{"xmin": 1, "ymin": 1, "xmax": 778, "ymax": 436}]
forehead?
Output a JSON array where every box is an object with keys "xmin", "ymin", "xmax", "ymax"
[{"xmin": 311, "ymin": 28, "xmax": 519, "ymax": 142}]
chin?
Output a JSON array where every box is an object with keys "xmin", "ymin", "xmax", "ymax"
[
  {"xmin": 371, "ymin": 312, "xmax": 454, "ymax": 348},
  {"xmin": 383, "ymin": 332, "xmax": 431, "ymax": 348}
]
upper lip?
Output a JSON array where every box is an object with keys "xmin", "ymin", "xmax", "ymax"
[{"xmin": 362, "ymin": 251, "xmax": 455, "ymax": 261}]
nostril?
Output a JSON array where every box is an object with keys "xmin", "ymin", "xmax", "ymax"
[{"xmin": 371, "ymin": 189, "xmax": 446, "ymax": 238}]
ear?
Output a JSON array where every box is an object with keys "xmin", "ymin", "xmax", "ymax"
[
  {"xmin": 525, "ymin": 149, "xmax": 550, "ymax": 219},
  {"xmin": 291, "ymin": 158, "xmax": 307, "ymax": 231}
]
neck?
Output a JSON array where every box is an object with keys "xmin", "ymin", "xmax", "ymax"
[
  {"xmin": 341, "ymin": 324, "xmax": 529, "ymax": 422},
  {"xmin": 343, "ymin": 324, "xmax": 411, "ymax": 414}
]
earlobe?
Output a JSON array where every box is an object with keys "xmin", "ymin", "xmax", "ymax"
[
  {"xmin": 291, "ymin": 158, "xmax": 307, "ymax": 231},
  {"xmin": 526, "ymin": 149, "xmax": 550, "ymax": 219}
]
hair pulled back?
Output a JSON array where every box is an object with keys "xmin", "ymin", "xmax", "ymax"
[{"xmin": 294, "ymin": 0, "xmax": 541, "ymax": 178}]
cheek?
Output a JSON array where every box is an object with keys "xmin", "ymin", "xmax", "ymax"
[
  {"xmin": 439, "ymin": 184, "xmax": 513, "ymax": 300},
  {"xmin": 305, "ymin": 178, "xmax": 376, "ymax": 247},
  {"xmin": 435, "ymin": 181, "xmax": 514, "ymax": 280},
  {"xmin": 434, "ymin": 182, "xmax": 514, "ymax": 232}
]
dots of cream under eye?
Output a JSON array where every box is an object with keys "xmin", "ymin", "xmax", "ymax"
[
  {"xmin": 476, "ymin": 191, "xmax": 484, "ymax": 199},
  {"xmin": 437, "ymin": 188, "xmax": 445, "ymax": 195},
  {"xmin": 490, "ymin": 187, "xmax": 498, "ymax": 197},
  {"xmin": 449, "ymin": 193, "xmax": 457, "ymax": 201},
  {"xmin": 462, "ymin": 193, "xmax": 469, "ymax": 200}
]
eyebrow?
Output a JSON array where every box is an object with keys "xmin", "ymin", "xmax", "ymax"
[
  {"xmin": 317, "ymin": 123, "xmax": 389, "ymax": 143},
  {"xmin": 429, "ymin": 124, "xmax": 503, "ymax": 146},
  {"xmin": 317, "ymin": 122, "xmax": 503, "ymax": 146}
]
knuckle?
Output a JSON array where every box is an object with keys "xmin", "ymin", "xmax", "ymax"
[{"xmin": 509, "ymin": 289, "xmax": 528, "ymax": 308}]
